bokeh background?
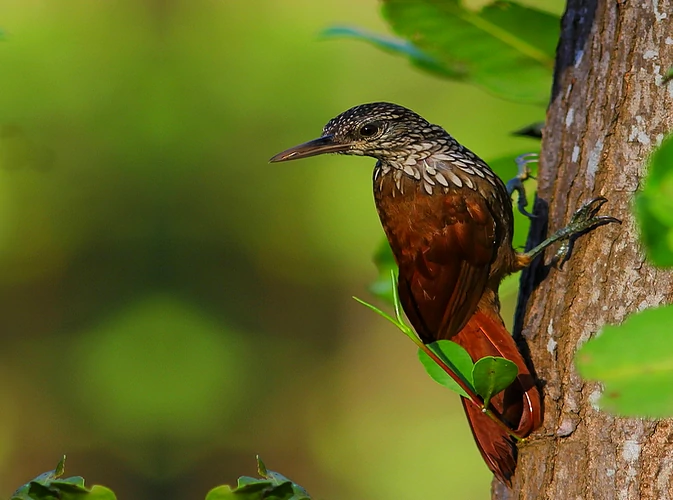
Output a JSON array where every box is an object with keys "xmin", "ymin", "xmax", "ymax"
[{"xmin": 0, "ymin": 1, "xmax": 561, "ymax": 499}]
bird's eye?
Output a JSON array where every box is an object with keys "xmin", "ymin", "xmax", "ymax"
[{"xmin": 359, "ymin": 123, "xmax": 381, "ymax": 138}]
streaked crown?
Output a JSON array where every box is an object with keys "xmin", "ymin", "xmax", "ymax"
[{"xmin": 321, "ymin": 102, "xmax": 451, "ymax": 161}]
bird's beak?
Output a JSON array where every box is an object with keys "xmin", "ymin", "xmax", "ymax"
[{"xmin": 269, "ymin": 135, "xmax": 351, "ymax": 162}]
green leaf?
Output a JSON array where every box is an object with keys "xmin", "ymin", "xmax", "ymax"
[
  {"xmin": 635, "ymin": 134, "xmax": 673, "ymax": 267},
  {"xmin": 24, "ymin": 483, "xmax": 57, "ymax": 500},
  {"xmin": 54, "ymin": 457, "xmax": 66, "ymax": 478},
  {"xmin": 321, "ymin": 26, "xmax": 465, "ymax": 80},
  {"xmin": 260, "ymin": 482, "xmax": 296, "ymax": 500},
  {"xmin": 237, "ymin": 477, "xmax": 262, "ymax": 487},
  {"xmin": 11, "ymin": 457, "xmax": 64, "ymax": 500},
  {"xmin": 382, "ymin": 0, "xmax": 559, "ymax": 104},
  {"xmin": 360, "ymin": 275, "xmax": 481, "ymax": 400},
  {"xmin": 51, "ymin": 477, "xmax": 87, "ymax": 490},
  {"xmin": 229, "ymin": 482, "xmax": 276, "ymax": 500},
  {"xmin": 207, "ymin": 458, "xmax": 311, "ymax": 500},
  {"xmin": 472, "ymin": 356, "xmax": 518, "ymax": 405},
  {"xmin": 576, "ymin": 305, "xmax": 673, "ymax": 418},
  {"xmin": 418, "ymin": 340, "xmax": 475, "ymax": 397},
  {"xmin": 257, "ymin": 456, "xmax": 310, "ymax": 498},
  {"xmin": 205, "ymin": 486, "xmax": 236, "ymax": 500},
  {"xmin": 228, "ymin": 481, "xmax": 306, "ymax": 500},
  {"xmin": 75, "ymin": 486, "xmax": 117, "ymax": 500},
  {"xmin": 355, "ymin": 271, "xmax": 419, "ymax": 344},
  {"xmin": 10, "ymin": 457, "xmax": 117, "ymax": 500},
  {"xmin": 353, "ymin": 295, "xmax": 416, "ymax": 341}
]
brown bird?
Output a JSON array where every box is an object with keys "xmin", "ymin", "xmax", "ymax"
[{"xmin": 270, "ymin": 102, "xmax": 618, "ymax": 484}]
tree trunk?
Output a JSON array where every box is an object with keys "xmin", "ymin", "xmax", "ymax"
[{"xmin": 496, "ymin": 0, "xmax": 673, "ymax": 498}]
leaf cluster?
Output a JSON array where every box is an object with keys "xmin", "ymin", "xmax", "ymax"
[
  {"xmin": 356, "ymin": 271, "xmax": 520, "ymax": 438},
  {"xmin": 10, "ymin": 457, "xmax": 116, "ymax": 500},
  {"xmin": 324, "ymin": 0, "xmax": 559, "ymax": 104},
  {"xmin": 12, "ymin": 457, "xmax": 312, "ymax": 500},
  {"xmin": 206, "ymin": 457, "xmax": 311, "ymax": 500}
]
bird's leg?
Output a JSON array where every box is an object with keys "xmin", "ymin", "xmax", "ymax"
[
  {"xmin": 518, "ymin": 197, "xmax": 621, "ymax": 268},
  {"xmin": 506, "ymin": 153, "xmax": 538, "ymax": 218}
]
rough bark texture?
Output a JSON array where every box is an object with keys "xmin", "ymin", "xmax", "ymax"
[{"xmin": 494, "ymin": 0, "xmax": 673, "ymax": 498}]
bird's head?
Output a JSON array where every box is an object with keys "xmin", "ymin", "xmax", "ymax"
[{"xmin": 270, "ymin": 102, "xmax": 447, "ymax": 164}]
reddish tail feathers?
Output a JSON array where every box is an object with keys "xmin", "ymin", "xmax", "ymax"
[{"xmin": 452, "ymin": 310, "xmax": 542, "ymax": 485}]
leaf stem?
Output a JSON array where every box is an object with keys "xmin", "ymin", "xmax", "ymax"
[{"xmin": 354, "ymin": 271, "xmax": 524, "ymax": 440}]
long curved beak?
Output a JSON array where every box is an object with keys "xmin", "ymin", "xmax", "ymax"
[{"xmin": 269, "ymin": 135, "xmax": 351, "ymax": 162}]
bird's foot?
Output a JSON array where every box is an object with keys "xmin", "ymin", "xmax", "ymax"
[
  {"xmin": 523, "ymin": 196, "xmax": 621, "ymax": 268},
  {"xmin": 506, "ymin": 153, "xmax": 538, "ymax": 218}
]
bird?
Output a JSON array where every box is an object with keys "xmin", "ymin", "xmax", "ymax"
[{"xmin": 270, "ymin": 102, "xmax": 618, "ymax": 484}]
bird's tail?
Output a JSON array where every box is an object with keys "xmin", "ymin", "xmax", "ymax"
[{"xmin": 452, "ymin": 310, "xmax": 542, "ymax": 485}]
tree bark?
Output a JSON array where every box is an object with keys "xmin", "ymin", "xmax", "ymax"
[{"xmin": 496, "ymin": 0, "xmax": 673, "ymax": 498}]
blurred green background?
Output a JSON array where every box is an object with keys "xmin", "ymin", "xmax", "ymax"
[{"xmin": 0, "ymin": 1, "xmax": 560, "ymax": 498}]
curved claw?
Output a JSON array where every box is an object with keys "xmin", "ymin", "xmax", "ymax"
[
  {"xmin": 507, "ymin": 179, "xmax": 536, "ymax": 218},
  {"xmin": 588, "ymin": 215, "xmax": 622, "ymax": 227},
  {"xmin": 514, "ymin": 153, "xmax": 539, "ymax": 181},
  {"xmin": 522, "ymin": 196, "xmax": 621, "ymax": 266},
  {"xmin": 574, "ymin": 196, "xmax": 607, "ymax": 219},
  {"xmin": 566, "ymin": 197, "xmax": 622, "ymax": 235},
  {"xmin": 517, "ymin": 195, "xmax": 536, "ymax": 219},
  {"xmin": 507, "ymin": 153, "xmax": 540, "ymax": 218},
  {"xmin": 516, "ymin": 152, "xmax": 539, "ymax": 160}
]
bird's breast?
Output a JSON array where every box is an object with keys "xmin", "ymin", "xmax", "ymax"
[
  {"xmin": 372, "ymin": 158, "xmax": 510, "ymax": 268},
  {"xmin": 373, "ymin": 168, "xmax": 458, "ymax": 261}
]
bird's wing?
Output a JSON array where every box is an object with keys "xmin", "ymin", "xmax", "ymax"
[{"xmin": 396, "ymin": 186, "xmax": 500, "ymax": 343}]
